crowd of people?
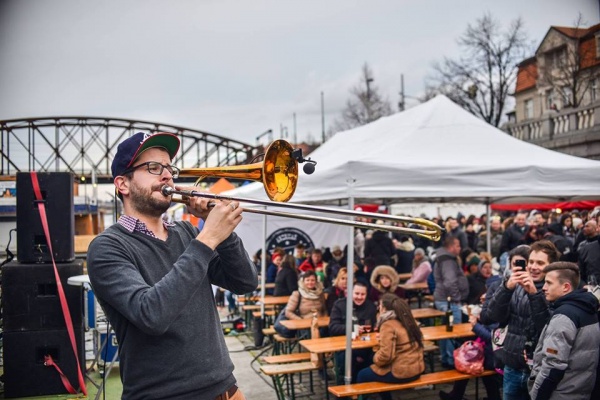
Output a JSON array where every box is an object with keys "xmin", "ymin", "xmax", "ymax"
[
  {"xmin": 85, "ymin": 132, "xmax": 600, "ymax": 400},
  {"xmin": 250, "ymin": 206, "xmax": 600, "ymax": 400}
]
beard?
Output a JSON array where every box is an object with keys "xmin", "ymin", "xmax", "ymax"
[{"xmin": 129, "ymin": 181, "xmax": 171, "ymax": 218}]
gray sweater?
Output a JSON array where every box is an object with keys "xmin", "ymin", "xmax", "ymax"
[{"xmin": 87, "ymin": 221, "xmax": 257, "ymax": 399}]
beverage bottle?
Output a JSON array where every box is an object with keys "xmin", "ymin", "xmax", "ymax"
[
  {"xmin": 352, "ymin": 309, "xmax": 359, "ymax": 339},
  {"xmin": 445, "ymin": 296, "xmax": 454, "ymax": 332}
]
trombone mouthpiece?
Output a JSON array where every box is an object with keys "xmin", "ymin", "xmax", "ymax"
[{"xmin": 161, "ymin": 185, "xmax": 174, "ymax": 196}]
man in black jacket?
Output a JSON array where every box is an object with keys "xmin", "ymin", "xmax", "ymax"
[
  {"xmin": 487, "ymin": 240, "xmax": 559, "ymax": 400},
  {"xmin": 500, "ymin": 211, "xmax": 529, "ymax": 255},
  {"xmin": 329, "ymin": 282, "xmax": 377, "ymax": 384}
]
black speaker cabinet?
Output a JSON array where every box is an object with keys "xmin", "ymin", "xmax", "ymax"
[
  {"xmin": 17, "ymin": 171, "xmax": 75, "ymax": 263},
  {"xmin": 3, "ymin": 328, "xmax": 85, "ymax": 398},
  {"xmin": 2, "ymin": 260, "xmax": 84, "ymax": 332}
]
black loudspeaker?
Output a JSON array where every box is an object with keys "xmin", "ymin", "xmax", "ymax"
[
  {"xmin": 2, "ymin": 260, "xmax": 84, "ymax": 332},
  {"xmin": 17, "ymin": 172, "xmax": 75, "ymax": 263},
  {"xmin": 3, "ymin": 328, "xmax": 86, "ymax": 398}
]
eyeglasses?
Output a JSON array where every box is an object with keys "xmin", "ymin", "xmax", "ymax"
[{"xmin": 125, "ymin": 162, "xmax": 180, "ymax": 179}]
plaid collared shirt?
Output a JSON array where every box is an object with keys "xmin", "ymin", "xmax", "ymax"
[{"xmin": 117, "ymin": 215, "xmax": 175, "ymax": 239}]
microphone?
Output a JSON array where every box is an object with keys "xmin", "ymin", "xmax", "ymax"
[
  {"xmin": 303, "ymin": 162, "xmax": 316, "ymax": 175},
  {"xmin": 292, "ymin": 148, "xmax": 317, "ymax": 175}
]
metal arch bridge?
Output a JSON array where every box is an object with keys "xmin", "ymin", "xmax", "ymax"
[{"xmin": 0, "ymin": 116, "xmax": 260, "ymax": 184}]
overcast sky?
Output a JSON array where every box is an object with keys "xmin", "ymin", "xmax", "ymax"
[{"xmin": 1, "ymin": 0, "xmax": 598, "ymax": 145}]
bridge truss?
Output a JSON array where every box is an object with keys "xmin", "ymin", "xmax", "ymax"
[{"xmin": 0, "ymin": 117, "xmax": 259, "ymax": 184}]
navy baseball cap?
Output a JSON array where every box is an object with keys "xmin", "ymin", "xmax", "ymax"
[{"xmin": 111, "ymin": 132, "xmax": 180, "ymax": 179}]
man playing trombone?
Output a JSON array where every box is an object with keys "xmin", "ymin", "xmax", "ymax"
[{"xmin": 88, "ymin": 132, "xmax": 257, "ymax": 400}]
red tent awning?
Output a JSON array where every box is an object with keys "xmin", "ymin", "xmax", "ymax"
[{"xmin": 491, "ymin": 200, "xmax": 600, "ymax": 212}]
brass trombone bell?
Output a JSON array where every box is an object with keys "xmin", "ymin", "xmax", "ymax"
[{"xmin": 178, "ymin": 139, "xmax": 297, "ymax": 202}]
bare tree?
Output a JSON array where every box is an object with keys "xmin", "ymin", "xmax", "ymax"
[
  {"xmin": 330, "ymin": 63, "xmax": 393, "ymax": 134},
  {"xmin": 424, "ymin": 14, "xmax": 531, "ymax": 127},
  {"xmin": 536, "ymin": 14, "xmax": 598, "ymax": 109}
]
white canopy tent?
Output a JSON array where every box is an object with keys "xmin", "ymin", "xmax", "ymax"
[
  {"xmin": 226, "ymin": 95, "xmax": 600, "ymax": 385},
  {"xmin": 227, "ymin": 95, "xmax": 600, "ymax": 204}
]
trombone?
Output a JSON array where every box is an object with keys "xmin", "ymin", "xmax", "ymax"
[{"xmin": 166, "ymin": 140, "xmax": 442, "ymax": 241}]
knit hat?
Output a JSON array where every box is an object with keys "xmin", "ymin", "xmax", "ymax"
[
  {"xmin": 477, "ymin": 260, "xmax": 490, "ymax": 272},
  {"xmin": 466, "ymin": 254, "xmax": 481, "ymax": 266}
]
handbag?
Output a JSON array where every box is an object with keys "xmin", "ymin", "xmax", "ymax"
[
  {"xmin": 491, "ymin": 325, "xmax": 508, "ymax": 373},
  {"xmin": 453, "ymin": 338, "xmax": 485, "ymax": 375},
  {"xmin": 274, "ymin": 307, "xmax": 296, "ymax": 338},
  {"xmin": 491, "ymin": 325, "xmax": 508, "ymax": 352}
]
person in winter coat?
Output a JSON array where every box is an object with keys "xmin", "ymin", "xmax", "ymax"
[
  {"xmin": 298, "ymin": 249, "xmax": 327, "ymax": 283},
  {"xmin": 356, "ymin": 294, "xmax": 425, "ymax": 400},
  {"xmin": 577, "ymin": 220, "xmax": 600, "ymax": 284},
  {"xmin": 364, "ymin": 225, "xmax": 395, "ymax": 274},
  {"xmin": 283, "ymin": 270, "xmax": 327, "ymax": 321},
  {"xmin": 324, "ymin": 267, "xmax": 348, "ymax": 315},
  {"xmin": 477, "ymin": 217, "xmax": 504, "ymax": 258},
  {"xmin": 266, "ymin": 250, "xmax": 284, "ymax": 295},
  {"xmin": 528, "ymin": 262, "xmax": 600, "ymax": 400},
  {"xmin": 466, "ymin": 260, "xmax": 493, "ymax": 305},
  {"xmin": 273, "ymin": 254, "xmax": 298, "ymax": 296},
  {"xmin": 406, "ymin": 248, "xmax": 432, "ymax": 284},
  {"xmin": 329, "ymin": 282, "xmax": 377, "ymax": 384},
  {"xmin": 486, "ymin": 240, "xmax": 559, "ymax": 400},
  {"xmin": 393, "ymin": 236, "xmax": 415, "ymax": 274},
  {"xmin": 369, "ymin": 265, "xmax": 406, "ymax": 305},
  {"xmin": 500, "ymin": 211, "xmax": 529, "ymax": 255},
  {"xmin": 433, "ymin": 236, "xmax": 468, "ymax": 368}
]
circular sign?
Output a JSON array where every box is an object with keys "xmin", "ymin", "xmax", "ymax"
[{"xmin": 265, "ymin": 227, "xmax": 315, "ymax": 255}]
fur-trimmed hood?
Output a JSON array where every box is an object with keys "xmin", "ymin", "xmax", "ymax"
[{"xmin": 370, "ymin": 265, "xmax": 400, "ymax": 293}]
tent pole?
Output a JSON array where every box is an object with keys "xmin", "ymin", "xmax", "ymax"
[
  {"xmin": 486, "ymin": 200, "xmax": 491, "ymax": 254},
  {"xmin": 344, "ymin": 195, "xmax": 355, "ymax": 385},
  {"xmin": 261, "ymin": 209, "xmax": 267, "ymax": 319}
]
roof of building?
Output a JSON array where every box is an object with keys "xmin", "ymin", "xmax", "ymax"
[
  {"xmin": 515, "ymin": 57, "xmax": 538, "ymax": 93},
  {"xmin": 553, "ymin": 23, "xmax": 600, "ymax": 39},
  {"xmin": 515, "ymin": 23, "xmax": 600, "ymax": 94}
]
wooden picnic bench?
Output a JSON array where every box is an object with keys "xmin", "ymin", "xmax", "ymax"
[
  {"xmin": 328, "ymin": 369, "xmax": 496, "ymax": 399},
  {"xmin": 262, "ymin": 353, "xmax": 311, "ymax": 364}
]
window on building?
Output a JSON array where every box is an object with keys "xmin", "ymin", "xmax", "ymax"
[
  {"xmin": 546, "ymin": 89, "xmax": 556, "ymax": 110},
  {"xmin": 524, "ymin": 98, "xmax": 534, "ymax": 119},
  {"xmin": 596, "ymin": 34, "xmax": 600, "ymax": 58},
  {"xmin": 592, "ymin": 79, "xmax": 598, "ymax": 102},
  {"xmin": 562, "ymin": 87, "xmax": 573, "ymax": 107},
  {"xmin": 546, "ymin": 47, "xmax": 567, "ymax": 69}
]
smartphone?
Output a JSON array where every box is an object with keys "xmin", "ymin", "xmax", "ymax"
[{"xmin": 514, "ymin": 259, "xmax": 527, "ymax": 271}]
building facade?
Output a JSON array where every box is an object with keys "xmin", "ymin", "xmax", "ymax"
[{"xmin": 504, "ymin": 23, "xmax": 600, "ymax": 159}]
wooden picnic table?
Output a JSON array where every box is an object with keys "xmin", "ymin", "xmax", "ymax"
[
  {"xmin": 300, "ymin": 323, "xmax": 474, "ymax": 353},
  {"xmin": 280, "ymin": 316, "xmax": 331, "ymax": 330},
  {"xmin": 411, "ymin": 307, "xmax": 445, "ymax": 320},
  {"xmin": 420, "ymin": 323, "xmax": 475, "ymax": 341},
  {"xmin": 257, "ymin": 282, "xmax": 276, "ymax": 290},
  {"xmin": 397, "ymin": 272, "xmax": 412, "ymax": 281},
  {"xmin": 398, "ymin": 281, "xmax": 429, "ymax": 307},
  {"xmin": 299, "ymin": 323, "xmax": 475, "ymax": 400},
  {"xmin": 279, "ymin": 308, "xmax": 443, "ymax": 331},
  {"xmin": 260, "ymin": 295, "xmax": 290, "ymax": 306},
  {"xmin": 398, "ymin": 281, "xmax": 428, "ymax": 291}
]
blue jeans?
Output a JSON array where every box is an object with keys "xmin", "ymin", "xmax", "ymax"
[
  {"xmin": 503, "ymin": 365, "xmax": 531, "ymax": 400},
  {"xmin": 434, "ymin": 300, "xmax": 463, "ymax": 366},
  {"xmin": 226, "ymin": 291, "xmax": 236, "ymax": 313},
  {"xmin": 356, "ymin": 367, "xmax": 420, "ymax": 400}
]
